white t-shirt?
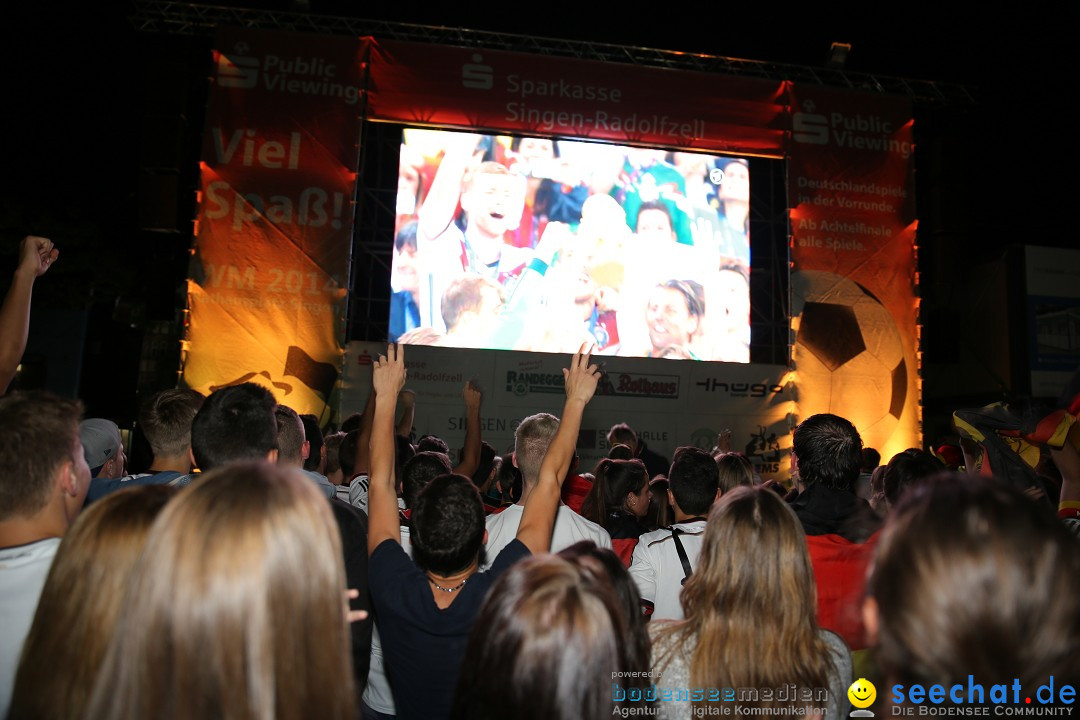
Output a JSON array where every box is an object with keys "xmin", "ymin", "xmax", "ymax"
[
  {"xmin": 0, "ymin": 537, "xmax": 61, "ymax": 718},
  {"xmin": 334, "ymin": 483, "xmax": 351, "ymax": 504},
  {"xmin": 483, "ymin": 502, "xmax": 611, "ymax": 568},
  {"xmin": 348, "ymin": 474, "xmax": 370, "ymax": 510},
  {"xmin": 628, "ymin": 519, "xmax": 707, "ymax": 620},
  {"xmin": 349, "ymin": 475, "xmax": 406, "ymax": 516}
]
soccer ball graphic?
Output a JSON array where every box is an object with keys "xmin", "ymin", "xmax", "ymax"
[{"xmin": 792, "ymin": 270, "xmax": 908, "ymax": 450}]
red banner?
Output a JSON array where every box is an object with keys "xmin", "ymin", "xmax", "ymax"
[
  {"xmin": 787, "ymin": 85, "xmax": 920, "ymax": 457},
  {"xmin": 183, "ymin": 28, "xmax": 367, "ymax": 422},
  {"xmin": 367, "ymin": 39, "xmax": 787, "ymax": 156}
]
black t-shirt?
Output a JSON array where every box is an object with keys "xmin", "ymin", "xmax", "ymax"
[{"xmin": 369, "ymin": 537, "xmax": 531, "ymax": 720}]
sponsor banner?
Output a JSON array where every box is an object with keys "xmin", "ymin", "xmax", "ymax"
[
  {"xmin": 341, "ymin": 342, "xmax": 498, "ymax": 411},
  {"xmin": 367, "ymin": 39, "xmax": 787, "ymax": 156},
  {"xmin": 788, "ymin": 85, "xmax": 916, "ymax": 297},
  {"xmin": 498, "ymin": 353, "xmax": 684, "ymax": 409},
  {"xmin": 686, "ymin": 363, "xmax": 792, "ymax": 413},
  {"xmin": 788, "ymin": 84, "xmax": 920, "ymax": 458},
  {"xmin": 598, "ymin": 371, "xmax": 681, "ymax": 401},
  {"xmin": 344, "ymin": 342, "xmax": 794, "ymax": 481},
  {"xmin": 183, "ymin": 29, "xmax": 367, "ymax": 423},
  {"xmin": 502, "ymin": 362, "xmax": 567, "ymax": 398}
]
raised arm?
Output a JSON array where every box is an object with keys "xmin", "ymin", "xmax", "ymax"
[
  {"xmin": 367, "ymin": 344, "xmax": 407, "ymax": 555},
  {"xmin": 516, "ymin": 345, "xmax": 599, "ymax": 554},
  {"xmin": 452, "ymin": 381, "xmax": 483, "ymax": 477},
  {"xmin": 395, "ymin": 389, "xmax": 416, "ymax": 438},
  {"xmin": 0, "ymin": 236, "xmax": 57, "ymax": 394},
  {"xmin": 416, "ymin": 133, "xmax": 481, "ymax": 243},
  {"xmin": 353, "ymin": 387, "xmax": 377, "ymax": 476}
]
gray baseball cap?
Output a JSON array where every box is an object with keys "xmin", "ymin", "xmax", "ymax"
[{"xmin": 79, "ymin": 418, "xmax": 122, "ymax": 470}]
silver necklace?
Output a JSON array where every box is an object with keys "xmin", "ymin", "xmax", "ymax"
[{"xmin": 428, "ymin": 575, "xmax": 468, "ymax": 593}]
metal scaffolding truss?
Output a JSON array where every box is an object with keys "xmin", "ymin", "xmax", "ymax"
[{"xmin": 130, "ymin": 0, "xmax": 975, "ymax": 105}]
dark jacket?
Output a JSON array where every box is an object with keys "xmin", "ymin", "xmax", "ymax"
[{"xmin": 789, "ymin": 482, "xmax": 880, "ymax": 543}]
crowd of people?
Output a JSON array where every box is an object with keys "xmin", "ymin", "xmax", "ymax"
[
  {"xmin": 2, "ymin": 338, "xmax": 1080, "ymax": 720},
  {"xmin": 2, "ymin": 337, "xmax": 1079, "ymax": 719},
  {"xmin": 390, "ymin": 131, "xmax": 752, "ymax": 361}
]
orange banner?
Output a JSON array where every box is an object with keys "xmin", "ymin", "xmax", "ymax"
[
  {"xmin": 787, "ymin": 84, "xmax": 920, "ymax": 456},
  {"xmin": 183, "ymin": 28, "xmax": 367, "ymax": 423}
]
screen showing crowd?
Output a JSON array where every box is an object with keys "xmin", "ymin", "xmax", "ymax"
[{"xmin": 389, "ymin": 129, "xmax": 751, "ymax": 362}]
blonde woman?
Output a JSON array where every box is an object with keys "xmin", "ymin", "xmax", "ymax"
[
  {"xmin": 650, "ymin": 486, "xmax": 850, "ymax": 719},
  {"xmin": 10, "ymin": 485, "xmax": 175, "ymax": 720},
  {"xmin": 85, "ymin": 463, "xmax": 356, "ymax": 720}
]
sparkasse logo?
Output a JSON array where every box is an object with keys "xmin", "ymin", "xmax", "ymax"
[
  {"xmin": 793, "ymin": 112, "xmax": 829, "ymax": 145},
  {"xmin": 462, "ymin": 53, "xmax": 494, "ymax": 90},
  {"xmin": 217, "ymin": 53, "xmax": 259, "ymax": 89}
]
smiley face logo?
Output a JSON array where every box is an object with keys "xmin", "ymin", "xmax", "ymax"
[{"xmin": 848, "ymin": 678, "xmax": 876, "ymax": 709}]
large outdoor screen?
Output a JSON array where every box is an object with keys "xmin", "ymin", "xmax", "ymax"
[{"xmin": 389, "ymin": 129, "xmax": 751, "ymax": 362}]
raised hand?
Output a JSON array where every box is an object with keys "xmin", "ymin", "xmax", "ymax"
[
  {"xmin": 562, "ymin": 343, "xmax": 600, "ymax": 405},
  {"xmin": 368, "ymin": 344, "xmax": 407, "ymax": 554},
  {"xmin": 345, "ymin": 588, "xmax": 369, "ymax": 624},
  {"xmin": 18, "ymin": 236, "xmax": 58, "ymax": 278},
  {"xmin": 463, "ymin": 381, "xmax": 482, "ymax": 411},
  {"xmin": 372, "ymin": 343, "xmax": 406, "ymax": 399}
]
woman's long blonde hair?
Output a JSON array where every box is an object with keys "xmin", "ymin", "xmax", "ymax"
[
  {"xmin": 654, "ymin": 486, "xmax": 833, "ymax": 707},
  {"xmin": 85, "ymin": 462, "xmax": 354, "ymax": 720},
  {"xmin": 10, "ymin": 485, "xmax": 175, "ymax": 720}
]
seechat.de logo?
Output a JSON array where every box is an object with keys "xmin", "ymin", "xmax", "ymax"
[
  {"xmin": 462, "ymin": 53, "xmax": 493, "ymax": 90},
  {"xmin": 218, "ymin": 53, "xmax": 259, "ymax": 89}
]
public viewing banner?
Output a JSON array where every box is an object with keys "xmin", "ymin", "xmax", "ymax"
[
  {"xmin": 343, "ymin": 342, "xmax": 794, "ymax": 482},
  {"xmin": 786, "ymin": 84, "xmax": 920, "ymax": 459},
  {"xmin": 183, "ymin": 28, "xmax": 367, "ymax": 423},
  {"xmin": 367, "ymin": 39, "xmax": 787, "ymax": 156}
]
